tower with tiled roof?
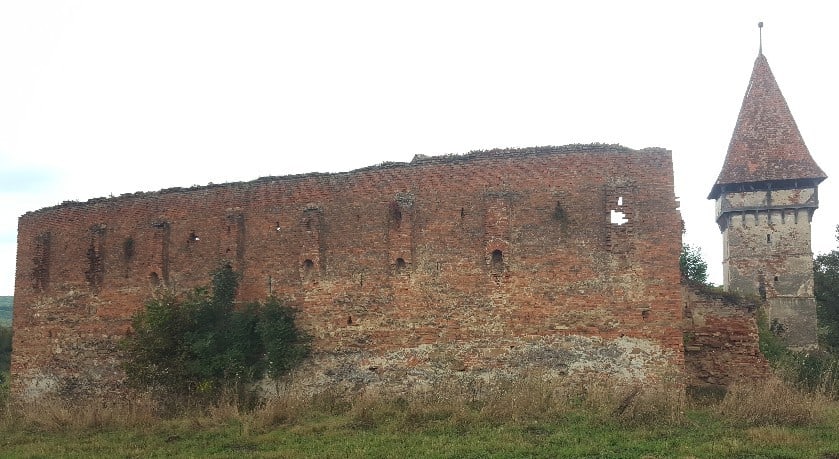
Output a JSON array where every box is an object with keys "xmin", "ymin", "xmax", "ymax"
[{"xmin": 709, "ymin": 37, "xmax": 826, "ymax": 350}]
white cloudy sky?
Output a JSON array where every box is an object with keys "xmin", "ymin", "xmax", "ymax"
[{"xmin": 1, "ymin": 1, "xmax": 837, "ymax": 296}]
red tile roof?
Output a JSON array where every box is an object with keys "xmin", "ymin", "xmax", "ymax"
[{"xmin": 709, "ymin": 53, "xmax": 826, "ymax": 199}]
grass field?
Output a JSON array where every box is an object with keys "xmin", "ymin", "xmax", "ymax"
[{"xmin": 2, "ymin": 377, "xmax": 839, "ymax": 458}]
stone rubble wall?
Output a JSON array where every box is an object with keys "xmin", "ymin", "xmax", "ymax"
[{"xmin": 682, "ymin": 283, "xmax": 770, "ymax": 387}]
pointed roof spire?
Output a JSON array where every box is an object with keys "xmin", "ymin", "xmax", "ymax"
[
  {"xmin": 708, "ymin": 45, "xmax": 826, "ymax": 199},
  {"xmin": 758, "ymin": 21, "xmax": 763, "ymax": 54}
]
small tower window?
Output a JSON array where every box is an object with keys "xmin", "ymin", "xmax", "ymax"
[
  {"xmin": 395, "ymin": 257, "xmax": 406, "ymax": 272},
  {"xmin": 767, "ymin": 234, "xmax": 771, "ymax": 243},
  {"xmin": 302, "ymin": 259, "xmax": 314, "ymax": 270}
]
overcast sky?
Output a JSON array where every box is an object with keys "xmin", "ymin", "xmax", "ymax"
[{"xmin": 1, "ymin": 1, "xmax": 837, "ymax": 296}]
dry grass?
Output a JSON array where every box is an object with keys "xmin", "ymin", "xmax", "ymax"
[
  {"xmin": 0, "ymin": 394, "xmax": 160, "ymax": 432},
  {"xmin": 717, "ymin": 377, "xmax": 828, "ymax": 426},
  {"xmin": 0, "ymin": 374, "xmax": 835, "ymax": 434}
]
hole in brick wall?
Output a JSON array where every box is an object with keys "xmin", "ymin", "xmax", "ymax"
[
  {"xmin": 388, "ymin": 201, "xmax": 402, "ymax": 228},
  {"xmin": 123, "ymin": 237, "xmax": 135, "ymax": 260},
  {"xmin": 767, "ymin": 234, "xmax": 772, "ymax": 243},
  {"xmin": 610, "ymin": 210, "xmax": 628, "ymax": 225},
  {"xmin": 189, "ymin": 231, "xmax": 200, "ymax": 242},
  {"xmin": 554, "ymin": 202, "xmax": 567, "ymax": 221},
  {"xmin": 460, "ymin": 207, "xmax": 465, "ymax": 219},
  {"xmin": 641, "ymin": 309, "xmax": 650, "ymax": 321},
  {"xmin": 491, "ymin": 250, "xmax": 503, "ymax": 271},
  {"xmin": 149, "ymin": 272, "xmax": 160, "ymax": 286},
  {"xmin": 347, "ymin": 316, "xmax": 353, "ymax": 325},
  {"xmin": 276, "ymin": 221, "xmax": 281, "ymax": 231},
  {"xmin": 774, "ymin": 275, "xmax": 779, "ymax": 282},
  {"xmin": 395, "ymin": 257, "xmax": 406, "ymax": 271},
  {"xmin": 303, "ymin": 259, "xmax": 314, "ymax": 270},
  {"xmin": 610, "ymin": 196, "xmax": 628, "ymax": 225}
]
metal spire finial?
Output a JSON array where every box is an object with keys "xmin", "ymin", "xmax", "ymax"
[{"xmin": 758, "ymin": 21, "xmax": 764, "ymax": 54}]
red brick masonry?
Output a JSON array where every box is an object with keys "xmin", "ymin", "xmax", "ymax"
[{"xmin": 13, "ymin": 144, "xmax": 685, "ymax": 398}]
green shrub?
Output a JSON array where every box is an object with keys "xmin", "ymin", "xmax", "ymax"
[
  {"xmin": 0, "ymin": 326, "xmax": 10, "ymax": 380},
  {"xmin": 121, "ymin": 263, "xmax": 309, "ymax": 404}
]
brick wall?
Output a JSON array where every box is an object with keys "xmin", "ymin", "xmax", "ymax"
[
  {"xmin": 12, "ymin": 144, "xmax": 684, "ymax": 398},
  {"xmin": 682, "ymin": 283, "xmax": 770, "ymax": 387}
]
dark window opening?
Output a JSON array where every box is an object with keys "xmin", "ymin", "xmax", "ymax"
[
  {"xmin": 189, "ymin": 231, "xmax": 200, "ymax": 242},
  {"xmin": 303, "ymin": 259, "xmax": 314, "ymax": 270},
  {"xmin": 395, "ymin": 257, "xmax": 407, "ymax": 271},
  {"xmin": 460, "ymin": 207, "xmax": 465, "ymax": 219},
  {"xmin": 123, "ymin": 237, "xmax": 135, "ymax": 260},
  {"xmin": 554, "ymin": 201, "xmax": 567, "ymax": 221},
  {"xmin": 767, "ymin": 234, "xmax": 772, "ymax": 243},
  {"xmin": 491, "ymin": 250, "xmax": 503, "ymax": 270},
  {"xmin": 389, "ymin": 201, "xmax": 402, "ymax": 226},
  {"xmin": 774, "ymin": 275, "xmax": 779, "ymax": 282},
  {"xmin": 149, "ymin": 272, "xmax": 160, "ymax": 286}
]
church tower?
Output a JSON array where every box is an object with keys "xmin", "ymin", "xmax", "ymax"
[{"xmin": 709, "ymin": 44, "xmax": 827, "ymax": 350}]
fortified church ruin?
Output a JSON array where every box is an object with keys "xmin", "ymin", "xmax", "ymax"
[{"xmin": 10, "ymin": 44, "xmax": 824, "ymax": 398}]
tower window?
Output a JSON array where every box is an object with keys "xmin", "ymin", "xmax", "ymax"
[{"xmin": 767, "ymin": 234, "xmax": 771, "ymax": 243}]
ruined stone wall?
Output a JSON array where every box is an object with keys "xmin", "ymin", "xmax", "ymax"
[
  {"xmin": 12, "ymin": 145, "xmax": 683, "ymax": 398},
  {"xmin": 682, "ymin": 283, "xmax": 770, "ymax": 387}
]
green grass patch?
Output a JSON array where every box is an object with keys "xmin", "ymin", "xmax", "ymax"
[{"xmin": 1, "ymin": 409, "xmax": 839, "ymax": 458}]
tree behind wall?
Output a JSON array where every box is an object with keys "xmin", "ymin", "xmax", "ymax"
[
  {"xmin": 815, "ymin": 227, "xmax": 839, "ymax": 351},
  {"xmin": 680, "ymin": 244, "xmax": 709, "ymax": 285}
]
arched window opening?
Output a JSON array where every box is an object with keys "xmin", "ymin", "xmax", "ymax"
[
  {"xmin": 303, "ymin": 259, "xmax": 314, "ymax": 270},
  {"xmin": 491, "ymin": 250, "xmax": 503, "ymax": 271},
  {"xmin": 395, "ymin": 257, "xmax": 406, "ymax": 272},
  {"xmin": 149, "ymin": 272, "xmax": 160, "ymax": 287}
]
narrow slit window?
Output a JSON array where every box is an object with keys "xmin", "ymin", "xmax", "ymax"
[{"xmin": 491, "ymin": 250, "xmax": 503, "ymax": 270}]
